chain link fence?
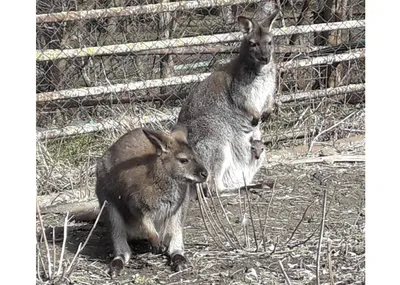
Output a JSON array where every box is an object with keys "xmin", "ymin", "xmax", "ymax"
[{"xmin": 36, "ymin": 0, "xmax": 365, "ymax": 195}]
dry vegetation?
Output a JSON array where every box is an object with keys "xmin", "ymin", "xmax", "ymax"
[
  {"xmin": 37, "ymin": 135, "xmax": 365, "ymax": 284},
  {"xmin": 36, "ymin": 0, "xmax": 365, "ymax": 284}
]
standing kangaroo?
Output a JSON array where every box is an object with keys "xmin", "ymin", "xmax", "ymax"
[
  {"xmin": 95, "ymin": 124, "xmax": 208, "ymax": 277},
  {"xmin": 177, "ymin": 9, "xmax": 278, "ymax": 191}
]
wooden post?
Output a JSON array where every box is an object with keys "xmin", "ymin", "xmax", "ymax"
[
  {"xmin": 221, "ymin": 5, "xmax": 236, "ymax": 25},
  {"xmin": 328, "ymin": 0, "xmax": 349, "ymax": 87},
  {"xmin": 159, "ymin": 0, "xmax": 175, "ymax": 97},
  {"xmin": 312, "ymin": 0, "xmax": 335, "ymax": 90}
]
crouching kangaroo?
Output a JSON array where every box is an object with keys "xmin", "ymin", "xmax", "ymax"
[
  {"xmin": 95, "ymin": 124, "xmax": 208, "ymax": 277},
  {"xmin": 177, "ymin": 8, "xmax": 279, "ymax": 192}
]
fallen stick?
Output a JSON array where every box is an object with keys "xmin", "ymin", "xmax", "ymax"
[
  {"xmin": 278, "ymin": 260, "xmax": 292, "ymax": 285},
  {"xmin": 289, "ymin": 154, "xmax": 365, "ymax": 165},
  {"xmin": 316, "ymin": 188, "xmax": 328, "ymax": 285},
  {"xmin": 40, "ymin": 200, "xmax": 101, "ymax": 222}
]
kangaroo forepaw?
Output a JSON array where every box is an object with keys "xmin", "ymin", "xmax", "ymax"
[
  {"xmin": 251, "ymin": 116, "xmax": 260, "ymax": 126},
  {"xmin": 171, "ymin": 254, "xmax": 188, "ymax": 272},
  {"xmin": 109, "ymin": 257, "xmax": 124, "ymax": 278},
  {"xmin": 151, "ymin": 243, "xmax": 166, "ymax": 255}
]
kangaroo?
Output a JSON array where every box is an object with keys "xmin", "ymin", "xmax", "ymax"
[
  {"xmin": 177, "ymin": 8, "xmax": 278, "ymax": 191},
  {"xmin": 95, "ymin": 124, "xmax": 208, "ymax": 277},
  {"xmin": 250, "ymin": 138, "xmax": 265, "ymax": 160}
]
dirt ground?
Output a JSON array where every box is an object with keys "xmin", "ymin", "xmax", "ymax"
[{"xmin": 36, "ymin": 135, "xmax": 365, "ymax": 285}]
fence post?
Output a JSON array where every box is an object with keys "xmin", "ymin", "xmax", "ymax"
[{"xmin": 159, "ymin": 0, "xmax": 175, "ymax": 97}]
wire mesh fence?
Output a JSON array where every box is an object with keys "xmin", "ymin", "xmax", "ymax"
[{"xmin": 36, "ymin": 0, "xmax": 365, "ymax": 196}]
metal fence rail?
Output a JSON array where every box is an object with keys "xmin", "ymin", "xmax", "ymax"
[{"xmin": 36, "ymin": 0, "xmax": 365, "ymax": 194}]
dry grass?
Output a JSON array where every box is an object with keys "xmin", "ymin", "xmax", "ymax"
[
  {"xmin": 36, "ymin": 140, "xmax": 365, "ymax": 284},
  {"xmin": 36, "ymin": 1, "xmax": 365, "ymax": 284}
]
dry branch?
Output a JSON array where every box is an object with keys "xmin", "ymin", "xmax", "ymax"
[
  {"xmin": 261, "ymin": 179, "xmax": 277, "ymax": 251},
  {"xmin": 287, "ymin": 223, "xmax": 319, "ymax": 250},
  {"xmin": 56, "ymin": 213, "xmax": 69, "ymax": 277},
  {"xmin": 328, "ymin": 241, "xmax": 335, "ymax": 285},
  {"xmin": 36, "ymin": 20, "xmax": 365, "ymax": 61},
  {"xmin": 262, "ymin": 129, "xmax": 316, "ymax": 145},
  {"xmin": 308, "ymin": 111, "xmax": 358, "ymax": 153},
  {"xmin": 36, "ymin": 200, "xmax": 52, "ymax": 279},
  {"xmin": 196, "ymin": 184, "xmax": 228, "ymax": 251},
  {"xmin": 285, "ymin": 200, "xmax": 315, "ymax": 245},
  {"xmin": 289, "ymin": 154, "xmax": 365, "ymax": 165},
  {"xmin": 37, "ymin": 242, "xmax": 47, "ymax": 280},
  {"xmin": 290, "ymin": 155, "xmax": 365, "ymax": 164},
  {"xmin": 242, "ymin": 175, "xmax": 259, "ymax": 251},
  {"xmin": 52, "ymin": 227, "xmax": 56, "ymax": 280},
  {"xmin": 65, "ymin": 201, "xmax": 107, "ymax": 279},
  {"xmin": 207, "ymin": 182, "xmax": 239, "ymax": 249},
  {"xmin": 214, "ymin": 183, "xmax": 243, "ymax": 249},
  {"xmin": 36, "ymin": 0, "xmax": 263, "ymax": 24},
  {"xmin": 41, "ymin": 200, "xmax": 101, "ymax": 222},
  {"xmin": 278, "ymin": 260, "xmax": 292, "ymax": 285},
  {"xmin": 316, "ymin": 188, "xmax": 328, "ymax": 285},
  {"xmin": 36, "ymin": 50, "xmax": 364, "ymax": 102}
]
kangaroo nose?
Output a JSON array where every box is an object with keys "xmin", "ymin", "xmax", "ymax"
[
  {"xmin": 200, "ymin": 169, "xmax": 208, "ymax": 179},
  {"xmin": 260, "ymin": 56, "xmax": 269, "ymax": 63}
]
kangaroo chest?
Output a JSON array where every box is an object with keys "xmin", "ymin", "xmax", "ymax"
[{"xmin": 238, "ymin": 66, "xmax": 276, "ymax": 113}]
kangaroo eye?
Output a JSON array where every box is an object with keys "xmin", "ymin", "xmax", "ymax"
[
  {"xmin": 268, "ymin": 41, "xmax": 272, "ymax": 46},
  {"xmin": 179, "ymin": 158, "xmax": 189, "ymax": 164},
  {"xmin": 249, "ymin": 41, "xmax": 257, "ymax": 47}
]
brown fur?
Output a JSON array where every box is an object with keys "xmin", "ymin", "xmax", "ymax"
[{"xmin": 95, "ymin": 124, "xmax": 208, "ymax": 277}]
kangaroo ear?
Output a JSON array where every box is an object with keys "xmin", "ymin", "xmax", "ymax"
[
  {"xmin": 261, "ymin": 9, "xmax": 279, "ymax": 31},
  {"xmin": 238, "ymin": 16, "xmax": 254, "ymax": 34},
  {"xmin": 171, "ymin": 123, "xmax": 188, "ymax": 144},
  {"xmin": 142, "ymin": 128, "xmax": 170, "ymax": 156}
]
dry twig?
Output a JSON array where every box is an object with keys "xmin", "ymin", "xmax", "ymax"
[
  {"xmin": 243, "ymin": 174, "xmax": 259, "ymax": 251},
  {"xmin": 52, "ymin": 226, "xmax": 56, "ymax": 279},
  {"xmin": 316, "ymin": 188, "xmax": 328, "ymax": 285},
  {"xmin": 262, "ymin": 178, "xmax": 277, "ymax": 251},
  {"xmin": 328, "ymin": 241, "xmax": 335, "ymax": 285},
  {"xmin": 57, "ymin": 212, "xmax": 69, "ymax": 276},
  {"xmin": 285, "ymin": 200, "xmax": 315, "ymax": 245},
  {"xmin": 36, "ymin": 200, "xmax": 52, "ymax": 279},
  {"xmin": 207, "ymin": 181, "xmax": 237, "ymax": 248},
  {"xmin": 308, "ymin": 111, "xmax": 358, "ymax": 154},
  {"xmin": 65, "ymin": 200, "xmax": 107, "ymax": 278},
  {"xmin": 196, "ymin": 184, "xmax": 228, "ymax": 250},
  {"xmin": 214, "ymin": 183, "xmax": 242, "ymax": 249},
  {"xmin": 278, "ymin": 259, "xmax": 292, "ymax": 285}
]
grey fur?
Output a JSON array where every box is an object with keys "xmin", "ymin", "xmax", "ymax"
[
  {"xmin": 250, "ymin": 138, "xmax": 265, "ymax": 160},
  {"xmin": 177, "ymin": 10, "xmax": 278, "ymax": 191},
  {"xmin": 95, "ymin": 124, "xmax": 208, "ymax": 277}
]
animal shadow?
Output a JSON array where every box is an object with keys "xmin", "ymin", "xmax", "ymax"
[{"xmin": 40, "ymin": 219, "xmax": 160, "ymax": 268}]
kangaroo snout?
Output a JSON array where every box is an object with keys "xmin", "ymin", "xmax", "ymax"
[
  {"xmin": 192, "ymin": 165, "xmax": 208, "ymax": 183},
  {"xmin": 251, "ymin": 139, "xmax": 265, "ymax": 160},
  {"xmin": 260, "ymin": 55, "xmax": 269, "ymax": 64},
  {"xmin": 199, "ymin": 167, "xmax": 208, "ymax": 180}
]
